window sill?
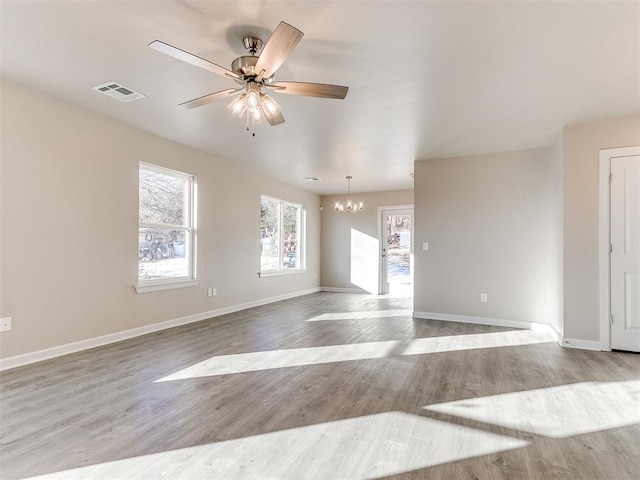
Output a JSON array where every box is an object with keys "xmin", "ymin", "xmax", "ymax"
[
  {"xmin": 258, "ymin": 269, "xmax": 307, "ymax": 278},
  {"xmin": 135, "ymin": 279, "xmax": 199, "ymax": 293}
]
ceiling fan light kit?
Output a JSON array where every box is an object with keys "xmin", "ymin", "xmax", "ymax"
[
  {"xmin": 335, "ymin": 176, "xmax": 364, "ymax": 213},
  {"xmin": 149, "ymin": 21, "xmax": 349, "ymax": 134},
  {"xmin": 227, "ymin": 82, "xmax": 282, "ymax": 131}
]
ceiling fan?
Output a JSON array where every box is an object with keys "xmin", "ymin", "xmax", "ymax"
[{"xmin": 149, "ymin": 21, "xmax": 349, "ymax": 130}]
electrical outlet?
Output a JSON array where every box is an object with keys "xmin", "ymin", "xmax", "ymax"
[
  {"xmin": 0, "ymin": 317, "xmax": 12, "ymax": 332},
  {"xmin": 423, "ymin": 242, "xmax": 429, "ymax": 251},
  {"xmin": 480, "ymin": 293, "xmax": 488, "ymax": 303}
]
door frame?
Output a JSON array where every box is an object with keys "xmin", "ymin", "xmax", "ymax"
[
  {"xmin": 377, "ymin": 204, "xmax": 414, "ymax": 295},
  {"xmin": 598, "ymin": 146, "xmax": 640, "ymax": 351}
]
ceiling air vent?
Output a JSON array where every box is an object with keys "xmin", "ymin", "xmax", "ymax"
[{"xmin": 92, "ymin": 81, "xmax": 145, "ymax": 103}]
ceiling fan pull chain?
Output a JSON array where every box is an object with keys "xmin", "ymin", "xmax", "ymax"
[{"xmin": 246, "ymin": 113, "xmax": 257, "ymax": 137}]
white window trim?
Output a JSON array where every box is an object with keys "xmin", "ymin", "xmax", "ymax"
[
  {"xmin": 135, "ymin": 279, "xmax": 199, "ymax": 293},
  {"xmin": 259, "ymin": 195, "xmax": 306, "ymax": 275},
  {"xmin": 137, "ymin": 162, "xmax": 197, "ymax": 292},
  {"xmin": 258, "ymin": 269, "xmax": 307, "ymax": 278}
]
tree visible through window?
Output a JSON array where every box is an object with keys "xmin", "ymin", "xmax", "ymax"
[
  {"xmin": 260, "ymin": 195, "xmax": 304, "ymax": 272},
  {"xmin": 138, "ymin": 163, "xmax": 195, "ymax": 283}
]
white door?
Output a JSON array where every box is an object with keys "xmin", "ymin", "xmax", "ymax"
[
  {"xmin": 611, "ymin": 154, "xmax": 640, "ymax": 352},
  {"xmin": 379, "ymin": 207, "xmax": 413, "ymax": 295}
]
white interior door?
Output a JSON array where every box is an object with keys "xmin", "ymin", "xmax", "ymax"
[
  {"xmin": 379, "ymin": 207, "xmax": 413, "ymax": 295},
  {"xmin": 611, "ymin": 154, "xmax": 640, "ymax": 352}
]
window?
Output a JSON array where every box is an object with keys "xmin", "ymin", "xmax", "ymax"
[
  {"xmin": 260, "ymin": 195, "xmax": 305, "ymax": 274},
  {"xmin": 137, "ymin": 163, "xmax": 196, "ymax": 291}
]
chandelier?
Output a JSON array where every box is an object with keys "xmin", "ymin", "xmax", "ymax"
[
  {"xmin": 335, "ymin": 176, "xmax": 364, "ymax": 213},
  {"xmin": 227, "ymin": 82, "xmax": 281, "ymax": 134}
]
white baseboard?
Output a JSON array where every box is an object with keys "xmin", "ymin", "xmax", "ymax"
[
  {"xmin": 0, "ymin": 287, "xmax": 321, "ymax": 371},
  {"xmin": 560, "ymin": 337, "xmax": 602, "ymax": 351},
  {"xmin": 413, "ymin": 311, "xmax": 536, "ymax": 330},
  {"xmin": 321, "ymin": 286, "xmax": 369, "ymax": 294},
  {"xmin": 413, "ymin": 312, "xmax": 602, "ymax": 351}
]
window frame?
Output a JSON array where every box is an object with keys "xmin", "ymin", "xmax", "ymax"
[
  {"xmin": 135, "ymin": 162, "xmax": 198, "ymax": 293},
  {"xmin": 259, "ymin": 195, "xmax": 306, "ymax": 277}
]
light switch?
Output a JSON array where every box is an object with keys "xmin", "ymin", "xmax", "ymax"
[{"xmin": 422, "ymin": 242, "xmax": 429, "ymax": 251}]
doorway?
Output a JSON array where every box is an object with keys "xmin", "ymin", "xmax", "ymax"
[
  {"xmin": 379, "ymin": 206, "xmax": 414, "ymax": 296},
  {"xmin": 599, "ymin": 147, "xmax": 640, "ymax": 352}
]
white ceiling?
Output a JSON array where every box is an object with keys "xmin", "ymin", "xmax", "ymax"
[{"xmin": 1, "ymin": 1, "xmax": 638, "ymax": 195}]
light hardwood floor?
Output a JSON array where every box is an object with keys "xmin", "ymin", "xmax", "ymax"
[{"xmin": 1, "ymin": 292, "xmax": 639, "ymax": 479}]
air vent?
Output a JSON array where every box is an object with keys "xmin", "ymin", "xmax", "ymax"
[
  {"xmin": 92, "ymin": 81, "xmax": 145, "ymax": 102},
  {"xmin": 303, "ymin": 177, "xmax": 321, "ymax": 181}
]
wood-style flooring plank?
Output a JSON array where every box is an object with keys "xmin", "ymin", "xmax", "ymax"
[{"xmin": 1, "ymin": 292, "xmax": 639, "ymax": 479}]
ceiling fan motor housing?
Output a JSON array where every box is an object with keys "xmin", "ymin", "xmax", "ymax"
[
  {"xmin": 231, "ymin": 55, "xmax": 259, "ymax": 77},
  {"xmin": 231, "ymin": 35, "xmax": 265, "ymax": 78},
  {"xmin": 231, "ymin": 55, "xmax": 276, "ymax": 85}
]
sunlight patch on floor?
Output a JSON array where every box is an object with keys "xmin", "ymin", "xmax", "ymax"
[
  {"xmin": 400, "ymin": 328, "xmax": 556, "ymax": 356},
  {"xmin": 307, "ymin": 309, "xmax": 413, "ymax": 321},
  {"xmin": 157, "ymin": 340, "xmax": 400, "ymax": 380},
  {"xmin": 24, "ymin": 412, "xmax": 528, "ymax": 480},
  {"xmin": 424, "ymin": 380, "xmax": 640, "ymax": 438},
  {"xmin": 156, "ymin": 329, "xmax": 556, "ymax": 381}
]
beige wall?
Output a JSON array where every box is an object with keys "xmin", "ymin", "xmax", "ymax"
[
  {"xmin": 562, "ymin": 116, "xmax": 640, "ymax": 341},
  {"xmin": 413, "ymin": 147, "xmax": 558, "ymax": 326},
  {"xmin": 2, "ymin": 75, "xmax": 638, "ymax": 359},
  {"xmin": 413, "ymin": 116, "xmax": 640, "ymax": 342},
  {"xmin": 0, "ymin": 79, "xmax": 321, "ymax": 359},
  {"xmin": 320, "ymin": 190, "xmax": 414, "ymax": 291}
]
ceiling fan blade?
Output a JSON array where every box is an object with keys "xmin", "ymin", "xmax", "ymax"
[
  {"xmin": 149, "ymin": 40, "xmax": 240, "ymax": 81},
  {"xmin": 270, "ymin": 81, "xmax": 349, "ymax": 99},
  {"xmin": 178, "ymin": 88, "xmax": 241, "ymax": 109},
  {"xmin": 266, "ymin": 111, "xmax": 285, "ymax": 126},
  {"xmin": 254, "ymin": 22, "xmax": 303, "ymax": 80}
]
